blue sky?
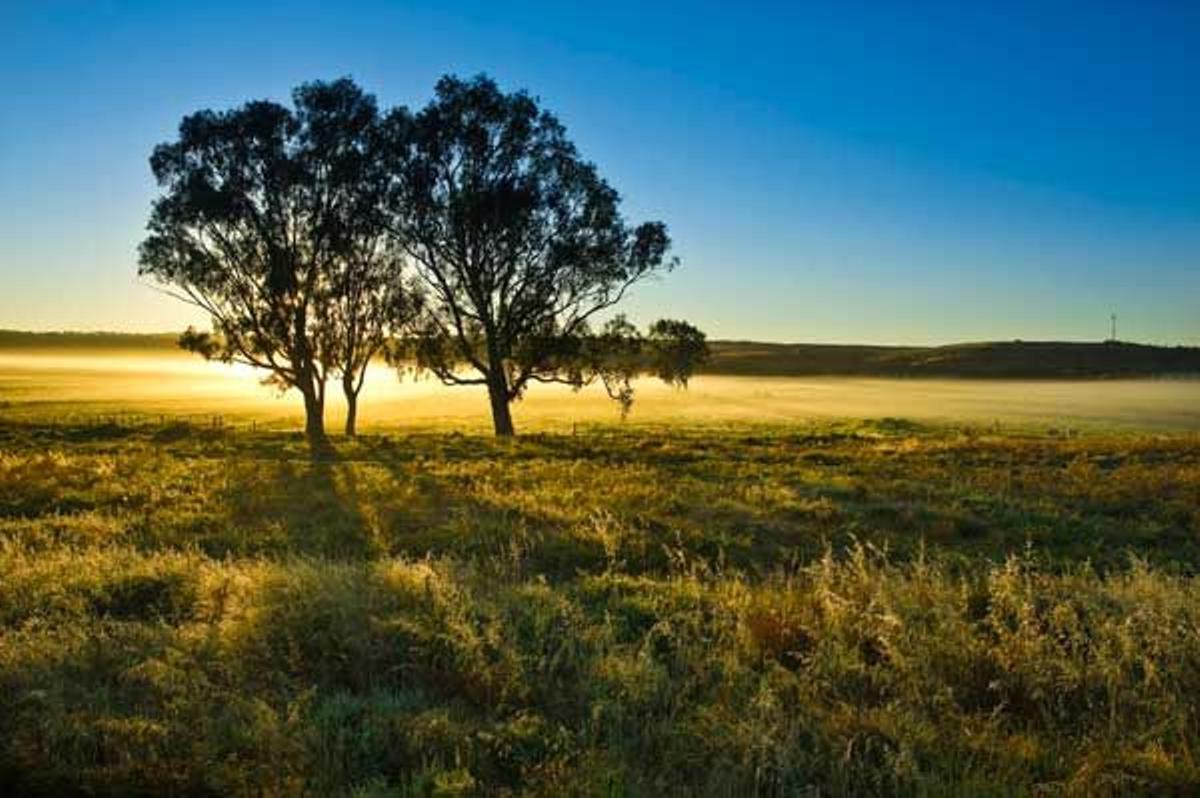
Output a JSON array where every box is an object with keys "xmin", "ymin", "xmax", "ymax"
[{"xmin": 1, "ymin": 0, "xmax": 1197, "ymax": 344}]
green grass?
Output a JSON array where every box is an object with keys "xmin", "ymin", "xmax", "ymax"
[{"xmin": 2, "ymin": 415, "xmax": 1200, "ymax": 795}]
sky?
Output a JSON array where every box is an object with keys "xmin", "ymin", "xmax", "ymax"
[{"xmin": 1, "ymin": 1, "xmax": 1197, "ymax": 345}]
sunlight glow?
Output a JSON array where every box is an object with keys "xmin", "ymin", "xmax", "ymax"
[{"xmin": 2, "ymin": 351, "xmax": 1198, "ymax": 432}]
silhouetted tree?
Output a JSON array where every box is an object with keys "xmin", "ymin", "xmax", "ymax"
[
  {"xmin": 295, "ymin": 81, "xmax": 419, "ymax": 436},
  {"xmin": 646, "ymin": 319, "xmax": 709, "ymax": 387},
  {"xmin": 139, "ymin": 78, "xmax": 403, "ymax": 442},
  {"xmin": 386, "ymin": 74, "xmax": 705, "ymax": 435}
]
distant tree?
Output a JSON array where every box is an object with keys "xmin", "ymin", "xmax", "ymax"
[
  {"xmin": 139, "ymin": 78, "xmax": 408, "ymax": 442},
  {"xmin": 542, "ymin": 315, "xmax": 709, "ymax": 420},
  {"xmin": 385, "ymin": 74, "xmax": 706, "ymax": 435},
  {"xmin": 646, "ymin": 319, "xmax": 709, "ymax": 387}
]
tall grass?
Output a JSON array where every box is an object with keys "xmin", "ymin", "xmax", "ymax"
[{"xmin": 1, "ymin": 419, "xmax": 1199, "ymax": 795}]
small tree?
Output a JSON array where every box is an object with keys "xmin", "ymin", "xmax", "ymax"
[
  {"xmin": 139, "ymin": 78, "xmax": 395, "ymax": 442},
  {"xmin": 646, "ymin": 319, "xmax": 709, "ymax": 387},
  {"xmin": 387, "ymin": 74, "xmax": 705, "ymax": 435}
]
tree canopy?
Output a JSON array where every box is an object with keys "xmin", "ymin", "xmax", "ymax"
[
  {"xmin": 387, "ymin": 75, "xmax": 706, "ymax": 435},
  {"xmin": 139, "ymin": 78, "xmax": 413, "ymax": 441}
]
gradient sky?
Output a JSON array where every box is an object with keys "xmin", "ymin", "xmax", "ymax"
[{"xmin": 1, "ymin": 1, "xmax": 1197, "ymax": 344}]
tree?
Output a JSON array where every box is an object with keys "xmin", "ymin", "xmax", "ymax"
[
  {"xmin": 646, "ymin": 319, "xmax": 709, "ymax": 387},
  {"xmin": 294, "ymin": 81, "xmax": 417, "ymax": 437},
  {"xmin": 386, "ymin": 74, "xmax": 705, "ymax": 435},
  {"xmin": 139, "ymin": 78, "xmax": 399, "ymax": 442}
]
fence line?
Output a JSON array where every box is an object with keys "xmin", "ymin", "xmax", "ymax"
[{"xmin": 0, "ymin": 409, "xmax": 597, "ymax": 439}]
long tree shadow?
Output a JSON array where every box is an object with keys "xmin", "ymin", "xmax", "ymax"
[
  {"xmin": 216, "ymin": 445, "xmax": 380, "ymax": 559},
  {"xmin": 344, "ymin": 429, "xmax": 1107, "ymax": 576},
  {"xmin": 354, "ymin": 432, "xmax": 839, "ymax": 578},
  {"xmin": 25, "ymin": 418, "xmax": 1182, "ymax": 575},
  {"xmin": 210, "ymin": 435, "xmax": 571, "ymax": 567},
  {"xmin": 366, "ymin": 446, "xmax": 601, "ymax": 578}
]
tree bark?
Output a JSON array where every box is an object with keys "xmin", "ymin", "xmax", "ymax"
[
  {"xmin": 343, "ymin": 376, "xmax": 359, "ymax": 438},
  {"xmin": 487, "ymin": 370, "xmax": 515, "ymax": 437},
  {"xmin": 301, "ymin": 383, "xmax": 326, "ymax": 443}
]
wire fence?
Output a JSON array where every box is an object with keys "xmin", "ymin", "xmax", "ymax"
[
  {"xmin": 0, "ymin": 409, "xmax": 268, "ymax": 434},
  {"xmin": 0, "ymin": 408, "xmax": 605, "ymax": 439}
]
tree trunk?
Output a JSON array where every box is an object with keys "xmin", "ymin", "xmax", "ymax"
[
  {"xmin": 487, "ymin": 371, "xmax": 515, "ymax": 437},
  {"xmin": 343, "ymin": 377, "xmax": 359, "ymax": 438},
  {"xmin": 302, "ymin": 384, "xmax": 326, "ymax": 443}
]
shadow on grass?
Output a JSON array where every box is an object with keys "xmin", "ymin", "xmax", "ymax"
[
  {"xmin": 6, "ymin": 419, "xmax": 1198, "ymax": 574},
  {"xmin": 214, "ymin": 445, "xmax": 379, "ymax": 559}
]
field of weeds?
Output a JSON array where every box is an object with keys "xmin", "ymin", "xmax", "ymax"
[{"xmin": 2, "ymin": 416, "xmax": 1200, "ymax": 795}]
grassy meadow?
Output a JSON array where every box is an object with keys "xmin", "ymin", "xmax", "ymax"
[{"xmin": 3, "ymin": 351, "xmax": 1200, "ymax": 795}]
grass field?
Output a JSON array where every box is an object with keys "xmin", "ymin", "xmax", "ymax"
[{"xmin": 3, "ymin": 352, "xmax": 1200, "ymax": 795}]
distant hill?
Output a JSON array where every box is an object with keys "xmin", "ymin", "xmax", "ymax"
[
  {"xmin": 704, "ymin": 340, "xmax": 1200, "ymax": 378},
  {"xmin": 3, "ymin": 330, "xmax": 1198, "ymax": 378}
]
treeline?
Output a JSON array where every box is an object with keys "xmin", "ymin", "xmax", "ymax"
[
  {"xmin": 0, "ymin": 331, "xmax": 179, "ymax": 350},
  {"xmin": 138, "ymin": 75, "xmax": 707, "ymax": 442}
]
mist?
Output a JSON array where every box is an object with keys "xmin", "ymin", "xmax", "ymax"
[{"xmin": 4, "ymin": 350, "xmax": 1198, "ymax": 432}]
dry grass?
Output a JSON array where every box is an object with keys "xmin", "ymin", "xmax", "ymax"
[{"xmin": 1, "ymin": 413, "xmax": 1199, "ymax": 795}]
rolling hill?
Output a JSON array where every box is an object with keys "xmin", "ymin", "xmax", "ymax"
[{"xmin": 702, "ymin": 339, "xmax": 1200, "ymax": 378}]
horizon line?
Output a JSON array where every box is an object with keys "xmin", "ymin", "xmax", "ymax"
[{"xmin": 2, "ymin": 328, "xmax": 1198, "ymax": 350}]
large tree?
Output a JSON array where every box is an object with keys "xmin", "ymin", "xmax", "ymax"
[
  {"xmin": 139, "ymin": 78, "xmax": 401, "ymax": 442},
  {"xmin": 387, "ymin": 74, "xmax": 705, "ymax": 435},
  {"xmin": 295, "ymin": 80, "xmax": 417, "ymax": 437}
]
